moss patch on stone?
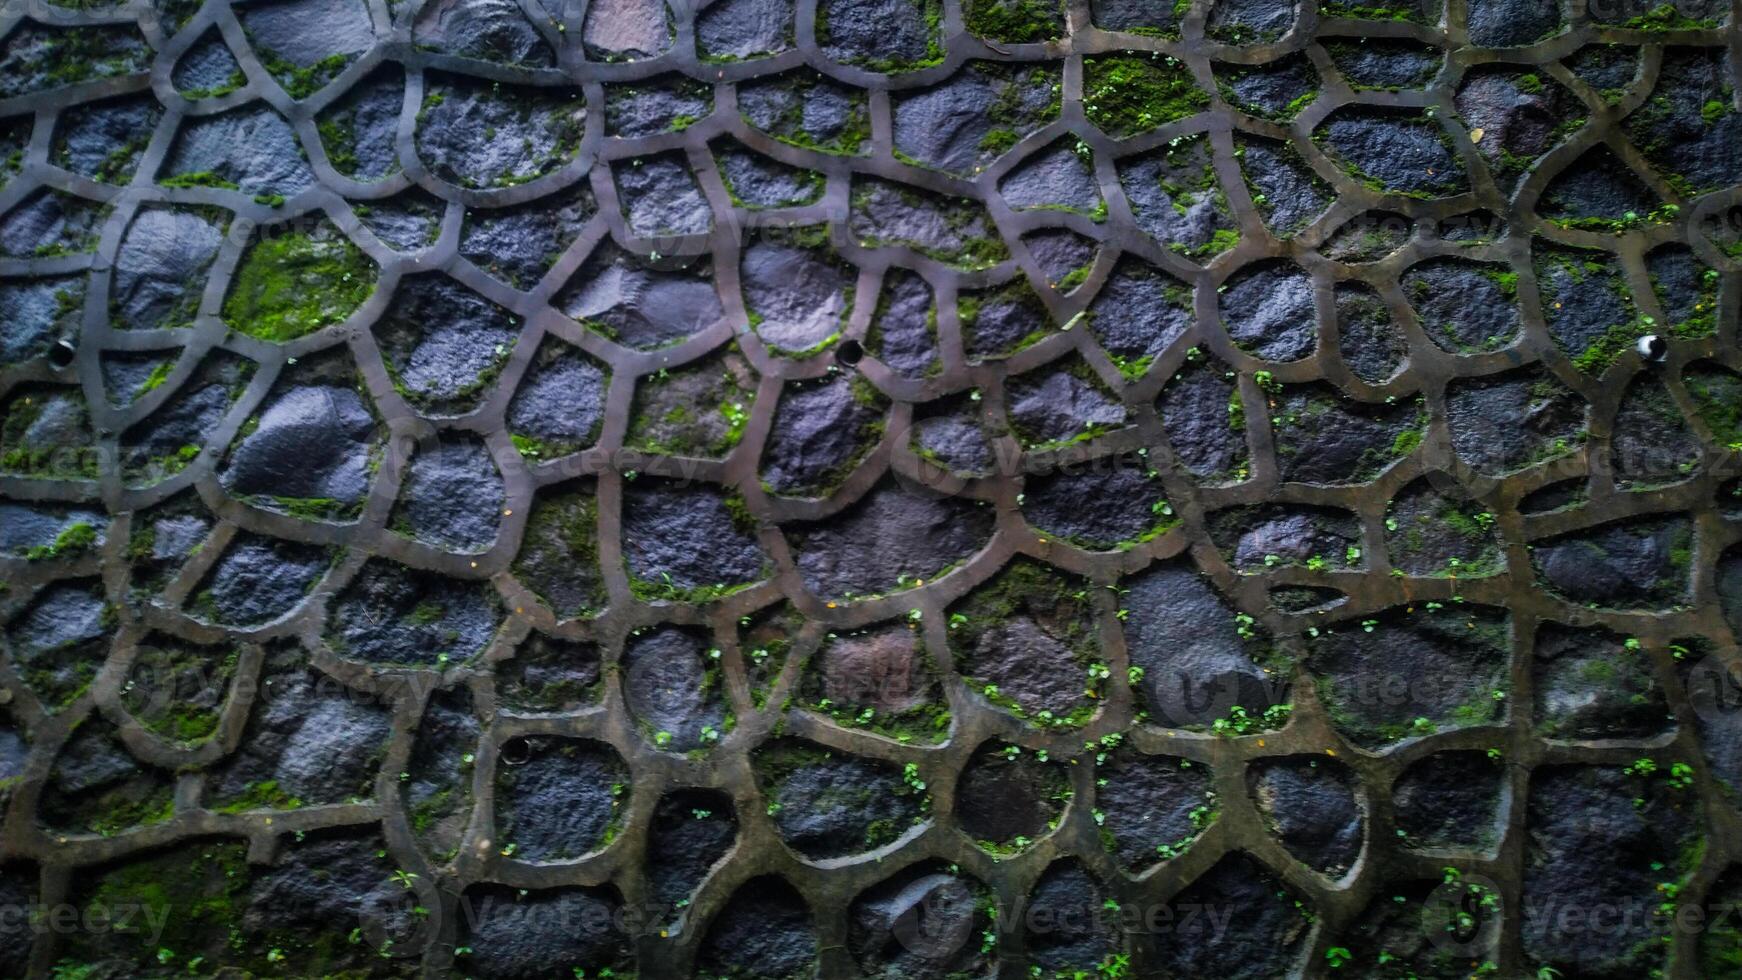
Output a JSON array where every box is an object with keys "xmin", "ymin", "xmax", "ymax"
[
  {"xmin": 1083, "ymin": 54, "xmax": 1209, "ymax": 138},
  {"xmin": 222, "ymin": 223, "xmax": 376, "ymax": 342}
]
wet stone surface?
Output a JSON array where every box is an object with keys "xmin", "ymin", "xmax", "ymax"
[{"xmin": 2, "ymin": 4, "xmax": 1738, "ymax": 977}]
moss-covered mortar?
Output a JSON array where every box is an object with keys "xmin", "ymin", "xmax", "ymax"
[{"xmin": 4, "ymin": 3, "xmax": 1739, "ymax": 978}]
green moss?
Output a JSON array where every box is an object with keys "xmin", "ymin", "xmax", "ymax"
[
  {"xmin": 978, "ymin": 127, "xmax": 1021, "ymax": 154},
  {"xmin": 1316, "ymin": 0, "xmax": 1425, "ymax": 18},
  {"xmin": 1571, "ymin": 318, "xmax": 1650, "ymax": 376},
  {"xmin": 512, "ymin": 488, "xmax": 607, "ymax": 617},
  {"xmin": 1083, "ymin": 54, "xmax": 1209, "ymax": 138},
  {"xmin": 24, "ymin": 522, "xmax": 98, "ymax": 561},
  {"xmin": 510, "ymin": 433, "xmax": 560, "ymax": 460},
  {"xmin": 1481, "ymin": 267, "xmax": 1519, "ymax": 297},
  {"xmin": 65, "ymin": 841, "xmax": 263, "ymax": 972},
  {"xmin": 179, "ymin": 68, "xmax": 245, "ymax": 101},
  {"xmin": 136, "ymin": 359, "xmax": 174, "ymax": 398},
  {"xmin": 851, "ymin": 180, "xmax": 1010, "ymax": 269},
  {"xmin": 963, "ymin": 0, "xmax": 1065, "ymax": 42},
  {"xmin": 316, "ymin": 115, "xmax": 357, "ymax": 173},
  {"xmin": 1053, "ymin": 263, "xmax": 1094, "ymax": 293},
  {"xmin": 744, "ymin": 73, "xmax": 871, "ymax": 155},
  {"xmin": 949, "ymin": 560, "xmax": 1106, "ymax": 728},
  {"xmin": 73, "ymin": 780, "xmax": 170, "ymax": 836},
  {"xmin": 125, "ymin": 520, "xmax": 158, "ymax": 564},
  {"xmin": 1685, "ymin": 367, "xmax": 1742, "ymax": 448},
  {"xmin": 255, "ymin": 48, "xmax": 350, "ymax": 100},
  {"xmin": 1620, "ymin": 3, "xmax": 1719, "ymax": 28},
  {"xmin": 159, "ymin": 171, "xmax": 238, "ymax": 189},
  {"xmin": 267, "ymin": 495, "xmax": 354, "ymax": 521},
  {"xmin": 818, "ymin": 0, "xmax": 944, "ymax": 72},
  {"xmin": 958, "ymin": 279, "xmax": 1053, "ymax": 356},
  {"xmin": 215, "ymin": 779, "xmax": 304, "ymax": 814},
  {"xmin": 221, "ymin": 224, "xmax": 376, "ymax": 342},
  {"xmin": 121, "ymin": 641, "xmax": 239, "ymax": 742},
  {"xmin": 628, "ymin": 569, "xmax": 758, "ymax": 605},
  {"xmin": 626, "ymin": 357, "xmax": 756, "ymax": 457},
  {"xmin": 26, "ymin": 25, "xmax": 150, "ymax": 90},
  {"xmin": 76, "ymin": 132, "xmax": 151, "ymax": 184},
  {"xmin": 1, "ymin": 391, "xmax": 100, "ymax": 479}
]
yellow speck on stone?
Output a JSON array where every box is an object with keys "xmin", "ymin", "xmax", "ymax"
[
  {"xmin": 503, "ymin": 509, "xmax": 512, "ymax": 516},
  {"xmin": 1326, "ymin": 748, "xmax": 1337, "ymax": 756},
  {"xmin": 827, "ymin": 601, "xmax": 838, "ymax": 608},
  {"xmin": 1470, "ymin": 127, "xmax": 1485, "ymax": 143},
  {"xmin": 1257, "ymin": 739, "xmax": 1265, "ymax": 747}
]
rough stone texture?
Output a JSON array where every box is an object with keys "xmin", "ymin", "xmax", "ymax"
[
  {"xmin": 699, "ymin": 876, "xmax": 816, "ymax": 978},
  {"xmin": 1022, "ymin": 860, "xmax": 1121, "ymax": 972},
  {"xmin": 1219, "ymin": 260, "xmax": 1318, "ymax": 361},
  {"xmin": 756, "ymin": 739, "xmax": 927, "ymax": 858},
  {"xmin": 457, "ymin": 884, "xmax": 632, "ymax": 979},
  {"xmin": 461, "ymin": 187, "xmax": 594, "ymax": 290},
  {"xmin": 1122, "ymin": 560, "xmax": 1287, "ymax": 728},
  {"xmin": 620, "ymin": 479, "xmax": 767, "ymax": 595},
  {"xmin": 558, "ymin": 242, "xmax": 723, "ymax": 349},
  {"xmin": 1249, "ymin": 755, "xmax": 1364, "ymax": 877},
  {"xmin": 847, "ymin": 860, "xmax": 993, "ymax": 977},
  {"xmin": 1531, "ymin": 515, "xmax": 1693, "ymax": 610},
  {"xmin": 614, "ymin": 153, "xmax": 711, "ymax": 237},
  {"xmin": 620, "ymin": 626, "xmax": 728, "ymax": 751},
  {"xmin": 3, "ymin": 5, "xmax": 1739, "ymax": 978},
  {"xmin": 791, "ymin": 480, "xmax": 993, "ymax": 599},
  {"xmin": 161, "ymin": 106, "xmax": 315, "ymax": 195},
  {"xmin": 1021, "ymin": 456, "xmax": 1168, "ymax": 548},
  {"xmin": 326, "ymin": 559, "xmax": 500, "ymax": 667},
  {"xmin": 1394, "ymin": 751, "xmax": 1506, "ymax": 852},
  {"xmin": 761, "ymin": 374, "xmax": 884, "ymax": 494},
  {"xmin": 1523, "ymin": 765, "xmax": 1699, "ymax": 977},
  {"xmin": 221, "ymin": 382, "xmax": 380, "ymax": 517},
  {"xmin": 1152, "ymin": 852, "xmax": 1309, "ymax": 977},
  {"xmin": 1309, "ymin": 603, "xmax": 1512, "ymax": 746},
  {"xmin": 955, "ymin": 741, "xmax": 1067, "ymax": 847},
  {"xmin": 391, "ymin": 436, "xmax": 504, "ymax": 552},
  {"xmin": 647, "ymin": 788, "xmax": 736, "ymax": 921},
  {"xmin": 494, "ymin": 736, "xmax": 627, "ymax": 861}
]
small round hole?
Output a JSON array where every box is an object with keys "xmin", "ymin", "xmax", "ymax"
[
  {"xmin": 1636, "ymin": 334, "xmax": 1668, "ymax": 363},
  {"xmin": 499, "ymin": 737, "xmax": 534, "ymax": 766},
  {"xmin": 835, "ymin": 339, "xmax": 864, "ymax": 367},
  {"xmin": 48, "ymin": 338, "xmax": 76, "ymax": 370}
]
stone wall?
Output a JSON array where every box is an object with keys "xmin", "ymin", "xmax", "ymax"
[{"xmin": 2, "ymin": 0, "xmax": 1742, "ymax": 976}]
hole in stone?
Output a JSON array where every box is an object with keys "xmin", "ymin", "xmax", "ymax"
[
  {"xmin": 1637, "ymin": 334, "xmax": 1667, "ymax": 362},
  {"xmin": 499, "ymin": 736, "xmax": 533, "ymax": 766},
  {"xmin": 48, "ymin": 338, "xmax": 76, "ymax": 369},
  {"xmin": 834, "ymin": 338, "xmax": 864, "ymax": 366}
]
